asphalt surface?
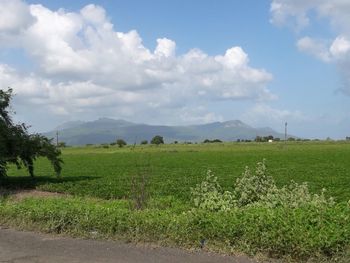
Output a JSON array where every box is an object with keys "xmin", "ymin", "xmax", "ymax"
[{"xmin": 0, "ymin": 227, "xmax": 256, "ymax": 263}]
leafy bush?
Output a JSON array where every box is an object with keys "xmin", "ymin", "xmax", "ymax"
[
  {"xmin": 233, "ymin": 160, "xmax": 277, "ymax": 207},
  {"xmin": 191, "ymin": 160, "xmax": 335, "ymax": 211},
  {"xmin": 190, "ymin": 170, "xmax": 234, "ymax": 212}
]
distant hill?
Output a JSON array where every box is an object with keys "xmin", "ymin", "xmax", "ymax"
[{"xmin": 44, "ymin": 118, "xmax": 287, "ymax": 145}]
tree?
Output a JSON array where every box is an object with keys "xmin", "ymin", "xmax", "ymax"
[
  {"xmin": 151, "ymin": 135, "xmax": 164, "ymax": 145},
  {"xmin": 140, "ymin": 140, "xmax": 148, "ymax": 145},
  {"xmin": 0, "ymin": 88, "xmax": 63, "ymax": 177},
  {"xmin": 116, "ymin": 139, "xmax": 127, "ymax": 148}
]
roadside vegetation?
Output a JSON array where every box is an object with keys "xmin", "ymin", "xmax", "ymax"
[{"xmin": 1, "ymin": 143, "xmax": 350, "ymax": 262}]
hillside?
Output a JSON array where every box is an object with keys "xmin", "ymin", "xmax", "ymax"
[{"xmin": 44, "ymin": 118, "xmax": 287, "ymax": 145}]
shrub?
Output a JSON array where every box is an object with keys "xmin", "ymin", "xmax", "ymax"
[
  {"xmin": 191, "ymin": 160, "xmax": 335, "ymax": 210},
  {"xmin": 191, "ymin": 170, "xmax": 234, "ymax": 212},
  {"xmin": 233, "ymin": 160, "xmax": 277, "ymax": 207}
]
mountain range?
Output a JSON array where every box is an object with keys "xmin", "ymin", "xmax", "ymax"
[{"xmin": 44, "ymin": 118, "xmax": 287, "ymax": 145}]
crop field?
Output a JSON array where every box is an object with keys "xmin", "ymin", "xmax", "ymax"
[
  {"xmin": 4, "ymin": 141, "xmax": 350, "ymax": 202},
  {"xmin": 1, "ymin": 141, "xmax": 350, "ymax": 262}
]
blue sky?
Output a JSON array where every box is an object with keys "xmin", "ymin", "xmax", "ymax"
[{"xmin": 0, "ymin": 0, "xmax": 349, "ymax": 138}]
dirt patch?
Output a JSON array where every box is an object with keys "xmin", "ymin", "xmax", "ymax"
[{"xmin": 0, "ymin": 188, "xmax": 68, "ymax": 201}]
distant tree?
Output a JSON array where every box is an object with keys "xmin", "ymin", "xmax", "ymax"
[
  {"xmin": 151, "ymin": 135, "xmax": 164, "ymax": 145},
  {"xmin": 140, "ymin": 140, "xmax": 148, "ymax": 145},
  {"xmin": 116, "ymin": 139, "xmax": 127, "ymax": 148},
  {"xmin": 346, "ymin": 137, "xmax": 350, "ymax": 141},
  {"xmin": 0, "ymin": 88, "xmax": 63, "ymax": 177},
  {"xmin": 236, "ymin": 139, "xmax": 241, "ymax": 142},
  {"xmin": 203, "ymin": 139, "xmax": 222, "ymax": 143},
  {"xmin": 173, "ymin": 141, "xmax": 178, "ymax": 144},
  {"xmin": 287, "ymin": 137, "xmax": 295, "ymax": 141},
  {"xmin": 274, "ymin": 138, "xmax": 281, "ymax": 141}
]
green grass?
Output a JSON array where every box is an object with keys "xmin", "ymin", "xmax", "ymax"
[
  {"xmin": 0, "ymin": 196, "xmax": 349, "ymax": 262},
  {"xmin": 4, "ymin": 141, "xmax": 350, "ymax": 202},
  {"xmin": 1, "ymin": 141, "xmax": 350, "ymax": 262}
]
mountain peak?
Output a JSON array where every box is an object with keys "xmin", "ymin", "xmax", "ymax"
[
  {"xmin": 222, "ymin": 120, "xmax": 251, "ymax": 128},
  {"xmin": 46, "ymin": 118, "xmax": 286, "ymax": 145}
]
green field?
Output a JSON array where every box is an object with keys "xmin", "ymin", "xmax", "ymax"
[
  {"xmin": 4, "ymin": 141, "xmax": 350, "ymax": 202},
  {"xmin": 1, "ymin": 141, "xmax": 350, "ymax": 262}
]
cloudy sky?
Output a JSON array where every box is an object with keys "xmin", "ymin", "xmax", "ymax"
[{"xmin": 0, "ymin": 0, "xmax": 349, "ymax": 138}]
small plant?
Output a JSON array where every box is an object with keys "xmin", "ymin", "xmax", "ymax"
[{"xmin": 129, "ymin": 158, "xmax": 152, "ymax": 210}]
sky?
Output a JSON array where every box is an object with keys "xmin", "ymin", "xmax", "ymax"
[{"xmin": 0, "ymin": 0, "xmax": 349, "ymax": 139}]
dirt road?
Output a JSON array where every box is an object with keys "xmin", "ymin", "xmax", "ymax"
[{"xmin": 0, "ymin": 227, "xmax": 256, "ymax": 263}]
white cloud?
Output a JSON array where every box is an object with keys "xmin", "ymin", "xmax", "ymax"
[
  {"xmin": 155, "ymin": 38, "xmax": 176, "ymax": 58},
  {"xmin": 80, "ymin": 4, "xmax": 107, "ymax": 26},
  {"xmin": 330, "ymin": 36, "xmax": 350, "ymax": 58},
  {"xmin": 0, "ymin": 1, "xmax": 275, "ymax": 127},
  {"xmin": 270, "ymin": 0, "xmax": 350, "ymax": 94},
  {"xmin": 296, "ymin": 37, "xmax": 331, "ymax": 62},
  {"xmin": 0, "ymin": 0, "xmax": 35, "ymax": 34}
]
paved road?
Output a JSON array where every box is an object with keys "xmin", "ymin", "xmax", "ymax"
[{"xmin": 0, "ymin": 227, "xmax": 256, "ymax": 263}]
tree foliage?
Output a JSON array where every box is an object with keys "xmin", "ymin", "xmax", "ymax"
[
  {"xmin": 150, "ymin": 135, "xmax": 164, "ymax": 145},
  {"xmin": 116, "ymin": 139, "xmax": 127, "ymax": 148},
  {"xmin": 0, "ymin": 88, "xmax": 63, "ymax": 177}
]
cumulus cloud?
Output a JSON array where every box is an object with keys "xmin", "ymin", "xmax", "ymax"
[
  {"xmin": 0, "ymin": 1, "xmax": 275, "ymax": 128},
  {"xmin": 296, "ymin": 37, "xmax": 331, "ymax": 62},
  {"xmin": 0, "ymin": 0, "xmax": 35, "ymax": 34},
  {"xmin": 270, "ymin": 0, "xmax": 350, "ymax": 94}
]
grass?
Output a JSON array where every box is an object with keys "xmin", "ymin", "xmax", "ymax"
[
  {"xmin": 5, "ymin": 141, "xmax": 350, "ymax": 202},
  {"xmin": 1, "ymin": 141, "xmax": 350, "ymax": 262}
]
